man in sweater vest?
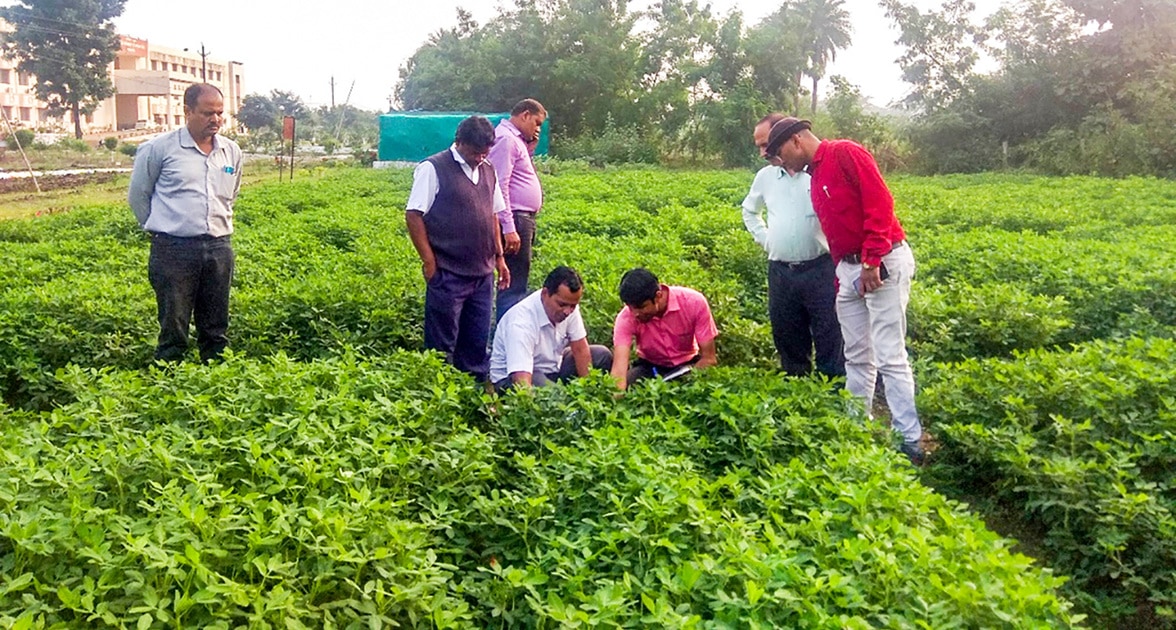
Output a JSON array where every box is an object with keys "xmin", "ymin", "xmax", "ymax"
[{"xmin": 406, "ymin": 116, "xmax": 511, "ymax": 381}]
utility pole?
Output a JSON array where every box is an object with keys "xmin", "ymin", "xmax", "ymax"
[
  {"xmin": 198, "ymin": 43, "xmax": 209, "ymax": 81},
  {"xmin": 0, "ymin": 106, "xmax": 40, "ymax": 193},
  {"xmin": 334, "ymin": 80, "xmax": 355, "ymax": 143}
]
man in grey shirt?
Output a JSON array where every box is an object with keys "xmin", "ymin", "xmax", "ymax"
[{"xmin": 128, "ymin": 83, "xmax": 243, "ymax": 362}]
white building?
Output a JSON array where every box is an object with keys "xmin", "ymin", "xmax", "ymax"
[{"xmin": 1, "ymin": 29, "xmax": 244, "ymax": 137}]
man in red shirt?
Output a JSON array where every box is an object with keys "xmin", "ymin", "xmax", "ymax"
[{"xmin": 767, "ymin": 118, "xmax": 925, "ymax": 465}]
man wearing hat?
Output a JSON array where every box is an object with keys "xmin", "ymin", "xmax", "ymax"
[
  {"xmin": 767, "ymin": 119, "xmax": 925, "ymax": 465},
  {"xmin": 741, "ymin": 113, "xmax": 844, "ymax": 378}
]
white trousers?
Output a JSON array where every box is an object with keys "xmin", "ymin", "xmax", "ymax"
[{"xmin": 834, "ymin": 244, "xmax": 922, "ymax": 442}]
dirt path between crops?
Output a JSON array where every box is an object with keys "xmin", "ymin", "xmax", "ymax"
[{"xmin": 0, "ymin": 169, "xmax": 128, "ymax": 195}]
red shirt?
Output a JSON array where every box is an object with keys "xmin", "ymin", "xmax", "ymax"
[{"xmin": 808, "ymin": 139, "xmax": 906, "ymax": 267}]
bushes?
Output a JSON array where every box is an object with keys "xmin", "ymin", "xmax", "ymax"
[
  {"xmin": 4, "ymin": 129, "xmax": 35, "ymax": 149},
  {"xmin": 0, "ymin": 355, "xmax": 1079, "ymax": 627},
  {"xmin": 919, "ymin": 338, "xmax": 1176, "ymax": 621},
  {"xmin": 553, "ymin": 119, "xmax": 660, "ymax": 166},
  {"xmin": 3, "ymin": 165, "xmax": 1176, "ymax": 624}
]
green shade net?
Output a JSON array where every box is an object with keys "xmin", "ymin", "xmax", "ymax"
[{"xmin": 378, "ymin": 111, "xmax": 549, "ymax": 162}]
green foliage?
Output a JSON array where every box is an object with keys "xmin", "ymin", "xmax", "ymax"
[
  {"xmin": 5, "ymin": 129, "xmax": 35, "ymax": 150},
  {"xmin": 1018, "ymin": 105, "xmax": 1168, "ymax": 178},
  {"xmin": 101, "ymin": 136, "xmax": 118, "ymax": 151},
  {"xmin": 919, "ymin": 338, "xmax": 1176, "ymax": 621},
  {"xmin": 823, "ymin": 76, "xmax": 905, "ymax": 169},
  {"xmin": 0, "ymin": 354, "xmax": 1078, "ymax": 627},
  {"xmin": 905, "ymin": 109, "xmax": 1002, "ymax": 174},
  {"xmin": 889, "ymin": 0, "xmax": 1176, "ymax": 176},
  {"xmin": 4, "ymin": 166, "xmax": 1176, "ymax": 625},
  {"xmin": 52, "ymin": 137, "xmax": 92, "ymax": 153},
  {"xmin": 394, "ymin": 0, "xmax": 861, "ymax": 166},
  {"xmin": 554, "ymin": 119, "xmax": 661, "ymax": 166},
  {"xmin": 117, "ymin": 142, "xmax": 138, "ymax": 157},
  {"xmin": 237, "ymin": 93, "xmax": 283, "ymax": 132},
  {"xmin": 881, "ymin": 0, "xmax": 984, "ymax": 112},
  {"xmin": 794, "ymin": 0, "xmax": 852, "ymax": 113},
  {"xmin": 908, "ymin": 281, "xmax": 1072, "ymax": 364}
]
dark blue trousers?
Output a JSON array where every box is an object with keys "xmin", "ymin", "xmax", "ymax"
[
  {"xmin": 496, "ymin": 210, "xmax": 536, "ymax": 322},
  {"xmin": 768, "ymin": 254, "xmax": 845, "ymax": 378},
  {"xmin": 148, "ymin": 233, "xmax": 234, "ymax": 363},
  {"xmin": 424, "ymin": 269, "xmax": 493, "ymax": 381}
]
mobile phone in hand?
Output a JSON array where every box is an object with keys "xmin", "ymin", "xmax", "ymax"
[{"xmin": 853, "ymin": 262, "xmax": 890, "ymax": 295}]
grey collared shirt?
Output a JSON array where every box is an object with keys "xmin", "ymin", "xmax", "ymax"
[{"xmin": 128, "ymin": 127, "xmax": 243, "ymax": 237}]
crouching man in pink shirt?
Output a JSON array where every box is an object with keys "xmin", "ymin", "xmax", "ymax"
[{"xmin": 610, "ymin": 268, "xmax": 718, "ymax": 390}]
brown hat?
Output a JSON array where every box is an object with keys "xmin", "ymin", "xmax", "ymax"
[{"xmin": 765, "ymin": 117, "xmax": 811, "ymax": 155}]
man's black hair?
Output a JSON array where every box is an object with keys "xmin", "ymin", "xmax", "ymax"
[
  {"xmin": 511, "ymin": 98, "xmax": 546, "ymax": 117},
  {"xmin": 618, "ymin": 268, "xmax": 660, "ymax": 307},
  {"xmin": 454, "ymin": 116, "xmax": 496, "ymax": 150},
  {"xmin": 183, "ymin": 83, "xmax": 223, "ymax": 110},
  {"xmin": 543, "ymin": 265, "xmax": 583, "ymax": 294}
]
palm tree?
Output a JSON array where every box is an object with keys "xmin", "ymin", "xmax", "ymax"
[{"xmin": 794, "ymin": 0, "xmax": 852, "ymax": 113}]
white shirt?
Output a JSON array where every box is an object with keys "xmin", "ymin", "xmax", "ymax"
[
  {"xmin": 405, "ymin": 145, "xmax": 507, "ymax": 215},
  {"xmin": 489, "ymin": 290, "xmax": 587, "ymax": 383},
  {"xmin": 741, "ymin": 166, "xmax": 828, "ymax": 263}
]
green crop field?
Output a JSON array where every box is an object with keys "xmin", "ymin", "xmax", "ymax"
[{"xmin": 1, "ymin": 164, "xmax": 1174, "ymax": 628}]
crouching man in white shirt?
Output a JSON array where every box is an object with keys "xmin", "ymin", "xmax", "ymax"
[{"xmin": 489, "ymin": 266, "xmax": 612, "ymax": 391}]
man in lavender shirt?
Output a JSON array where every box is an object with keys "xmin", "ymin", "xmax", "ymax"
[{"xmin": 488, "ymin": 98, "xmax": 547, "ymax": 321}]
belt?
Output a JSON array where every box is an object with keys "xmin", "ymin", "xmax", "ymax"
[
  {"xmin": 842, "ymin": 240, "xmax": 905, "ymax": 264},
  {"xmin": 151, "ymin": 232, "xmax": 230, "ymax": 242},
  {"xmin": 771, "ymin": 253, "xmax": 830, "ymax": 272}
]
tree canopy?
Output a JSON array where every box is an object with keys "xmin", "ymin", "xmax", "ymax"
[
  {"xmin": 884, "ymin": 0, "xmax": 1176, "ymax": 176},
  {"xmin": 390, "ymin": 0, "xmax": 1175, "ymax": 175},
  {"xmin": 395, "ymin": 0, "xmax": 851, "ymax": 167}
]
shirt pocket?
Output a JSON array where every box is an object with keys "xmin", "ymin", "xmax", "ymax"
[{"xmin": 209, "ymin": 156, "xmax": 238, "ymax": 204}]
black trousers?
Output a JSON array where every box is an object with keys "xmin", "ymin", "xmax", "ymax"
[
  {"xmin": 496, "ymin": 210, "xmax": 536, "ymax": 322},
  {"xmin": 768, "ymin": 255, "xmax": 845, "ymax": 378},
  {"xmin": 424, "ymin": 269, "xmax": 493, "ymax": 381},
  {"xmin": 626, "ymin": 354, "xmax": 701, "ymax": 387},
  {"xmin": 495, "ymin": 345, "xmax": 613, "ymax": 392},
  {"xmin": 148, "ymin": 233, "xmax": 235, "ymax": 363}
]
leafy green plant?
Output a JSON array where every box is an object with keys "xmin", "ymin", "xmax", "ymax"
[
  {"xmin": 920, "ymin": 337, "xmax": 1176, "ymax": 622},
  {"xmin": 0, "ymin": 355, "xmax": 1079, "ymax": 627},
  {"xmin": 5, "ymin": 129, "xmax": 35, "ymax": 149}
]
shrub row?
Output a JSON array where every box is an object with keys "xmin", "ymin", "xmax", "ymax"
[
  {"xmin": 5, "ymin": 168, "xmax": 1175, "ymax": 405},
  {"xmin": 0, "ymin": 354, "xmax": 1078, "ymax": 627},
  {"xmin": 919, "ymin": 337, "xmax": 1176, "ymax": 622}
]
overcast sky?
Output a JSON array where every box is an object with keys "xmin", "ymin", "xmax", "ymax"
[{"xmin": 112, "ymin": 0, "xmax": 1008, "ymax": 112}]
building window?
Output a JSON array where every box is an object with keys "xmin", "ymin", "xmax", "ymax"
[
  {"xmin": 18, "ymin": 72, "xmax": 31, "ymax": 86},
  {"xmin": 2, "ymin": 106, "xmax": 11, "ymax": 120},
  {"xmin": 172, "ymin": 63, "xmax": 178, "ymax": 71},
  {"xmin": 174, "ymin": 114, "xmax": 181, "ymax": 125},
  {"xmin": 20, "ymin": 107, "xmax": 31, "ymax": 121},
  {"xmin": 0, "ymin": 69, "xmax": 10, "ymax": 84}
]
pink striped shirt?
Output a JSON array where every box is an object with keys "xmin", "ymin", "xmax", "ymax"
[{"xmin": 487, "ymin": 119, "xmax": 543, "ymax": 234}]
